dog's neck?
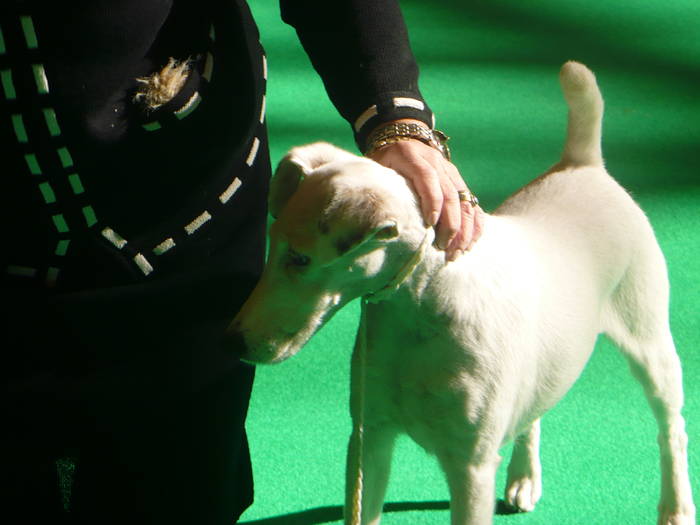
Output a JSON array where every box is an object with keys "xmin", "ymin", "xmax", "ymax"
[
  {"xmin": 360, "ymin": 173, "xmax": 483, "ymax": 305},
  {"xmin": 364, "ymin": 226, "xmax": 434, "ymax": 304},
  {"xmin": 368, "ymin": 212, "xmax": 491, "ymax": 307}
]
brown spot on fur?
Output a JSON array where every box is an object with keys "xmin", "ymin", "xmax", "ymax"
[
  {"xmin": 322, "ymin": 190, "xmax": 389, "ymax": 256},
  {"xmin": 335, "ymin": 230, "xmax": 367, "ymax": 255},
  {"xmin": 318, "ymin": 219, "xmax": 330, "ymax": 235}
]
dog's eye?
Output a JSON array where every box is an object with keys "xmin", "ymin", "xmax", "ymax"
[{"xmin": 287, "ymin": 249, "xmax": 311, "ymax": 267}]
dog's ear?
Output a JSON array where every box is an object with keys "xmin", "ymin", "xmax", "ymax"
[
  {"xmin": 269, "ymin": 142, "xmax": 357, "ymax": 218},
  {"xmin": 335, "ymin": 219, "xmax": 399, "ymax": 257}
]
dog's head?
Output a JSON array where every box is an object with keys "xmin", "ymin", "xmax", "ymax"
[{"xmin": 226, "ymin": 142, "xmax": 427, "ymax": 364}]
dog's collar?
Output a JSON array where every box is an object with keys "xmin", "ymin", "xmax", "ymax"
[{"xmin": 364, "ymin": 227, "xmax": 432, "ymax": 304}]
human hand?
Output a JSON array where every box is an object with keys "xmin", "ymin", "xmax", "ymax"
[{"xmin": 367, "ymin": 127, "xmax": 483, "ymax": 261}]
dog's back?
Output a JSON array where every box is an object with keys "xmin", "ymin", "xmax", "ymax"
[
  {"xmin": 492, "ymin": 61, "xmax": 662, "ymax": 313},
  {"xmin": 377, "ymin": 61, "xmax": 672, "ymax": 444}
]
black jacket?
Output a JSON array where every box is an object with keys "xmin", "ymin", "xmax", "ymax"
[{"xmin": 0, "ymin": 0, "xmax": 432, "ymax": 397}]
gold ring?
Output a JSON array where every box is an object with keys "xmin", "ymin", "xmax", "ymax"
[{"xmin": 458, "ymin": 191, "xmax": 479, "ymax": 207}]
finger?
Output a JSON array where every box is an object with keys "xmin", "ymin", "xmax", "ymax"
[
  {"xmin": 408, "ymin": 156, "xmax": 445, "ymax": 227},
  {"xmin": 444, "ymin": 161, "xmax": 469, "ymax": 195},
  {"xmin": 441, "ymin": 162, "xmax": 471, "ymax": 254},
  {"xmin": 467, "ymin": 206, "xmax": 485, "ymax": 251},
  {"xmin": 446, "ymin": 199, "xmax": 475, "ymax": 260},
  {"xmin": 434, "ymin": 166, "xmax": 462, "ymax": 251}
]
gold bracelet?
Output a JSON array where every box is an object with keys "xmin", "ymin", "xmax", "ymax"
[{"xmin": 365, "ymin": 122, "xmax": 451, "ymax": 160}]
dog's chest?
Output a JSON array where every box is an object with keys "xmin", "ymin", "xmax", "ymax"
[{"xmin": 364, "ymin": 306, "xmax": 495, "ymax": 452}]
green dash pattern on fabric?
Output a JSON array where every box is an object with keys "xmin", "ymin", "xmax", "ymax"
[
  {"xmin": 43, "ymin": 108, "xmax": 61, "ymax": 136},
  {"xmin": 38, "ymin": 181, "xmax": 57, "ymax": 204},
  {"xmin": 24, "ymin": 153, "xmax": 41, "ymax": 175},
  {"xmin": 20, "ymin": 16, "xmax": 38, "ymax": 49},
  {"xmin": 1, "ymin": 69, "xmax": 16, "ymax": 100},
  {"xmin": 0, "ymin": 25, "xmax": 6, "ymax": 54},
  {"xmin": 11, "ymin": 114, "xmax": 28, "ymax": 143},
  {"xmin": 55, "ymin": 239, "xmax": 70, "ymax": 256},
  {"xmin": 7, "ymin": 265, "xmax": 37, "ymax": 277},
  {"xmin": 68, "ymin": 173, "xmax": 85, "ymax": 194},
  {"xmin": 175, "ymin": 92, "xmax": 202, "ymax": 120},
  {"xmin": 52, "ymin": 214, "xmax": 69, "ymax": 233},
  {"xmin": 32, "ymin": 64, "xmax": 49, "ymax": 94},
  {"xmin": 46, "ymin": 267, "xmax": 59, "ymax": 286},
  {"xmin": 82, "ymin": 206, "xmax": 97, "ymax": 227},
  {"xmin": 57, "ymin": 147, "xmax": 73, "ymax": 168}
]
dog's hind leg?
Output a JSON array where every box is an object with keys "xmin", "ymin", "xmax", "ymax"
[
  {"xmin": 603, "ymin": 256, "xmax": 696, "ymax": 524},
  {"xmin": 504, "ymin": 419, "xmax": 542, "ymax": 512},
  {"xmin": 610, "ymin": 333, "xmax": 695, "ymax": 524}
]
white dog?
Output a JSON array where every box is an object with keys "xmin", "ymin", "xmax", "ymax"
[{"xmin": 228, "ymin": 62, "xmax": 695, "ymax": 525}]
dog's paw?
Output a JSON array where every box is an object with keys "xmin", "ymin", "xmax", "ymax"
[
  {"xmin": 657, "ymin": 513, "xmax": 695, "ymax": 525},
  {"xmin": 657, "ymin": 503, "xmax": 696, "ymax": 525},
  {"xmin": 504, "ymin": 475, "xmax": 542, "ymax": 513}
]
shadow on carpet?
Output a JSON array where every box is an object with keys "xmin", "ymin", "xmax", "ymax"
[{"xmin": 240, "ymin": 499, "xmax": 520, "ymax": 524}]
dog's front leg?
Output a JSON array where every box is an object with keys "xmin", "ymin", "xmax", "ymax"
[
  {"xmin": 504, "ymin": 419, "xmax": 542, "ymax": 512},
  {"xmin": 344, "ymin": 423, "xmax": 398, "ymax": 525},
  {"xmin": 436, "ymin": 446, "xmax": 501, "ymax": 525},
  {"xmin": 345, "ymin": 319, "xmax": 398, "ymax": 525}
]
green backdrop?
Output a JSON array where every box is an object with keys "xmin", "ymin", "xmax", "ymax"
[{"xmin": 240, "ymin": 1, "xmax": 699, "ymax": 523}]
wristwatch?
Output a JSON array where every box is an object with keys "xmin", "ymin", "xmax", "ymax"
[{"xmin": 364, "ymin": 121, "xmax": 451, "ymax": 161}]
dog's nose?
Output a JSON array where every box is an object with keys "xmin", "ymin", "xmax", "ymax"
[{"xmin": 221, "ymin": 322, "xmax": 248, "ymax": 359}]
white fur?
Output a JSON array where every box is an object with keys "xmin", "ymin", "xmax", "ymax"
[{"xmin": 228, "ymin": 62, "xmax": 695, "ymax": 525}]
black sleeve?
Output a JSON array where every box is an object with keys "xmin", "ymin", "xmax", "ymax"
[{"xmin": 279, "ymin": 0, "xmax": 434, "ymax": 151}]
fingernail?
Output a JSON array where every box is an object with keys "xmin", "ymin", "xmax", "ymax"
[
  {"xmin": 429, "ymin": 211, "xmax": 440, "ymax": 226},
  {"xmin": 436, "ymin": 233, "xmax": 451, "ymax": 250}
]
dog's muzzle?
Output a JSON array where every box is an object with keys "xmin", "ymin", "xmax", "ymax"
[{"xmin": 221, "ymin": 322, "xmax": 247, "ymax": 359}]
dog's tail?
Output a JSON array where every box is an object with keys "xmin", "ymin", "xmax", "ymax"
[{"xmin": 558, "ymin": 61, "xmax": 604, "ymax": 168}]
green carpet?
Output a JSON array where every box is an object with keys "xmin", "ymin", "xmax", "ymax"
[{"xmin": 241, "ymin": 1, "xmax": 700, "ymax": 523}]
